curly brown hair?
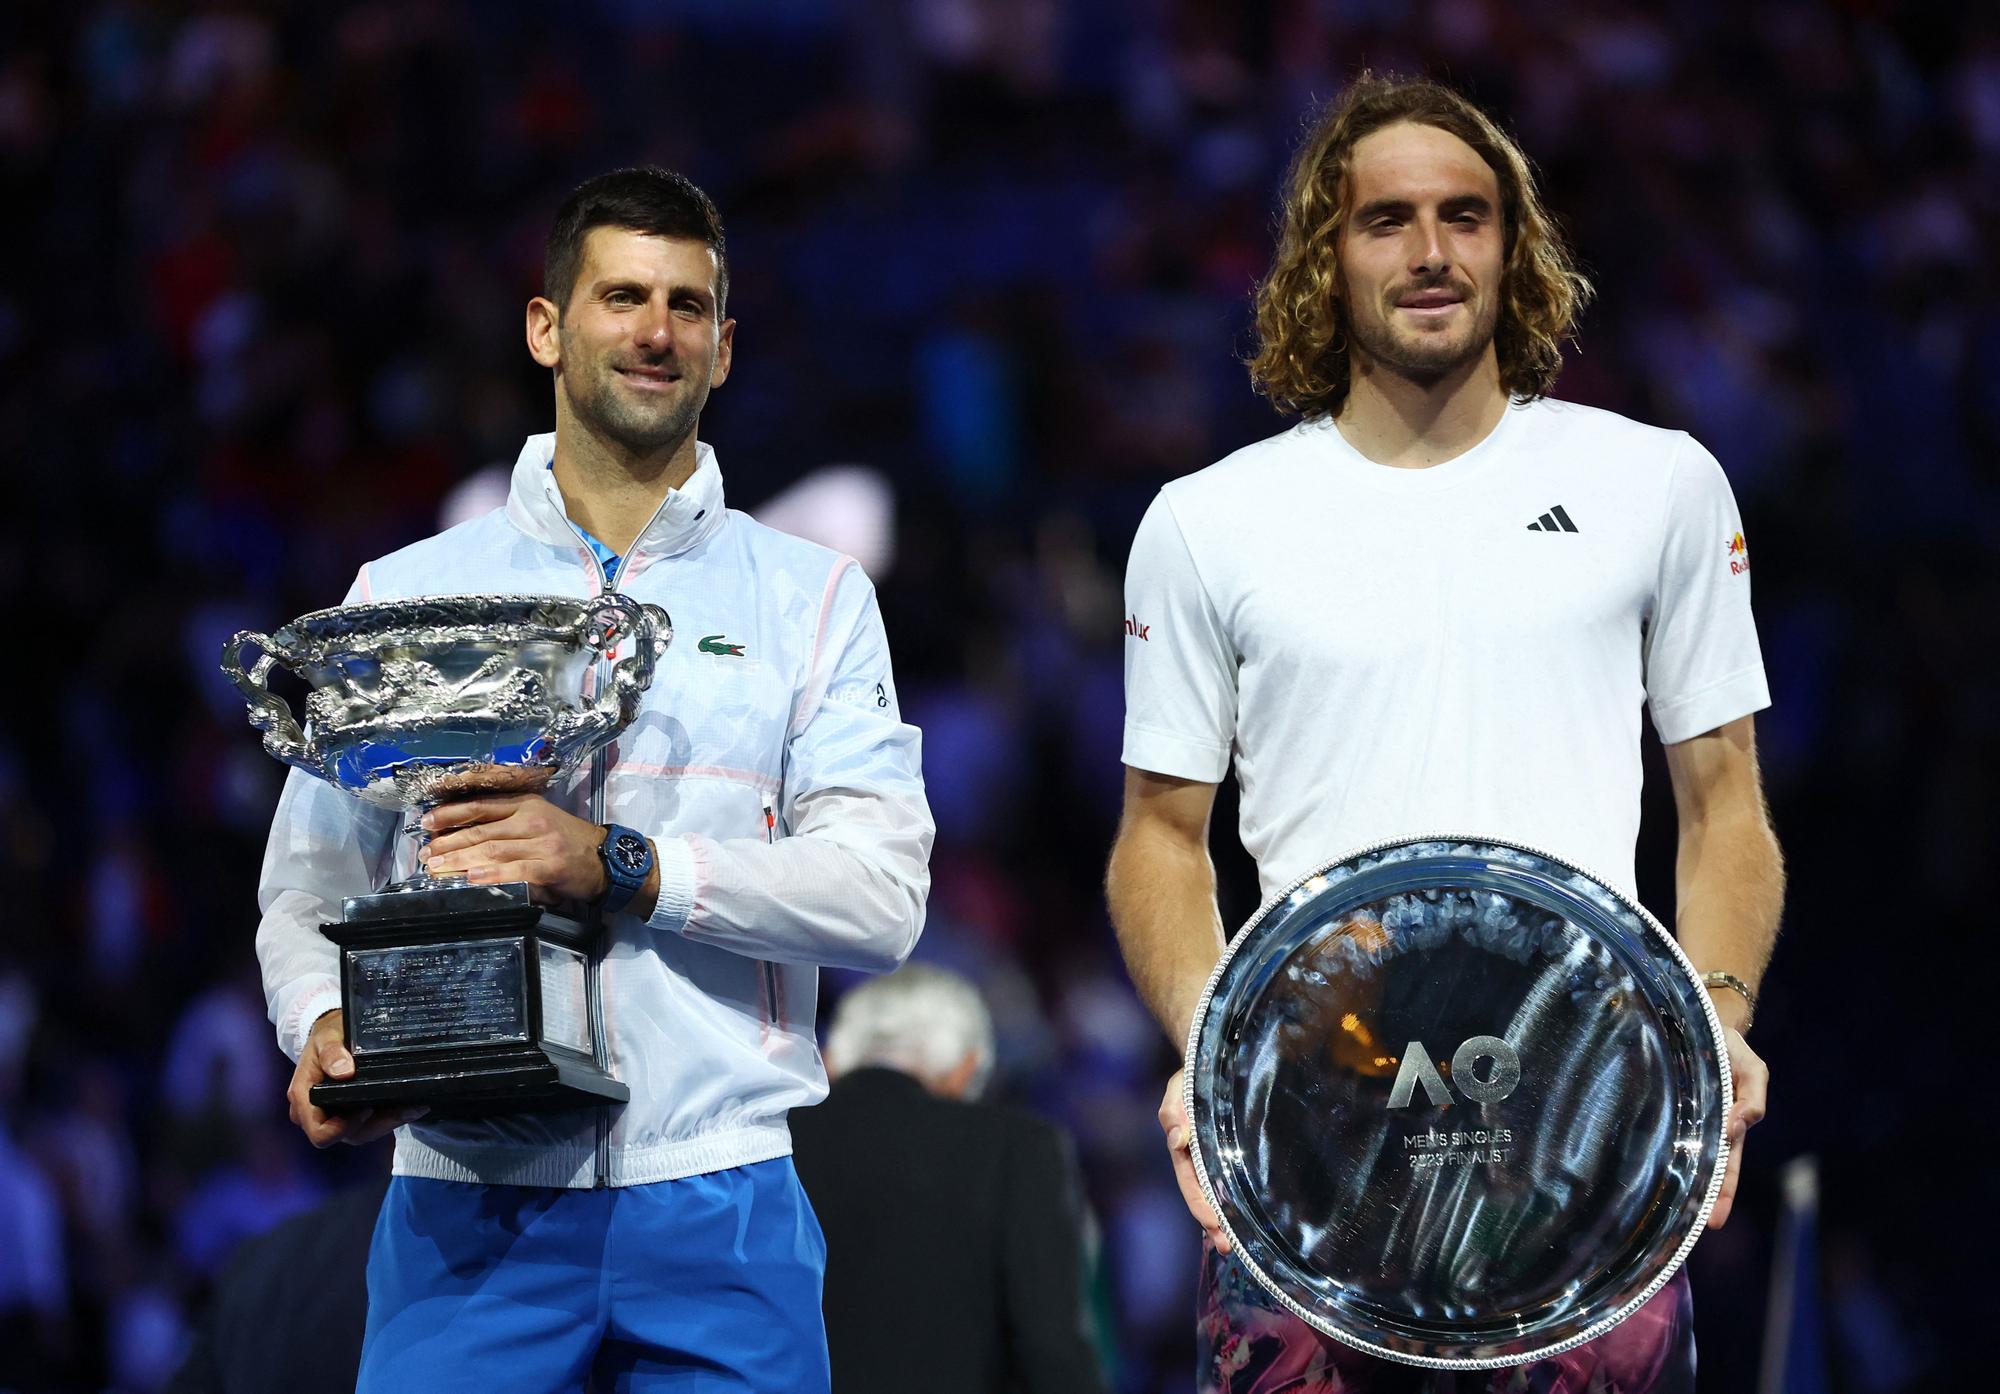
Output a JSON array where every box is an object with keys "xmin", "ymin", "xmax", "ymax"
[{"xmin": 1247, "ymin": 76, "xmax": 1592, "ymax": 419}]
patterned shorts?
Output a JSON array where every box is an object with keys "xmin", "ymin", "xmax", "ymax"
[{"xmin": 1195, "ymin": 1239, "xmax": 1695, "ymax": 1394}]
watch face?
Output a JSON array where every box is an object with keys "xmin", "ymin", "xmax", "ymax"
[{"xmin": 611, "ymin": 832, "xmax": 649, "ymax": 874}]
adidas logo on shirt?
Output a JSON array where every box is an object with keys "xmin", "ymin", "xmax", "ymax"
[{"xmin": 1525, "ymin": 505, "xmax": 1578, "ymax": 533}]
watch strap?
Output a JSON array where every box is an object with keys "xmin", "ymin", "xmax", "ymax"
[{"xmin": 1699, "ymin": 970, "xmax": 1757, "ymax": 1018}]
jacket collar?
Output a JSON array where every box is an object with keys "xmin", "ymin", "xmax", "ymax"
[{"xmin": 504, "ymin": 432, "xmax": 727, "ymax": 566}]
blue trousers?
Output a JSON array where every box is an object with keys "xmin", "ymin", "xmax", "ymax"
[{"xmin": 358, "ymin": 1159, "xmax": 829, "ymax": 1393}]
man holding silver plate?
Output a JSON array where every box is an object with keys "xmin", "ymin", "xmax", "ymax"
[
  {"xmin": 247, "ymin": 167, "xmax": 932, "ymax": 1392},
  {"xmin": 1107, "ymin": 78, "xmax": 1782, "ymax": 1389}
]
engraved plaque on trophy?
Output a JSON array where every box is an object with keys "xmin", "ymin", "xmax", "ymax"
[
  {"xmin": 1186, "ymin": 836, "xmax": 1731, "ymax": 1368},
  {"xmin": 222, "ymin": 593, "xmax": 670, "ymax": 1117}
]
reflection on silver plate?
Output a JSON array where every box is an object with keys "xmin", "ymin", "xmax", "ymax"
[{"xmin": 1186, "ymin": 835, "xmax": 1730, "ymax": 1369}]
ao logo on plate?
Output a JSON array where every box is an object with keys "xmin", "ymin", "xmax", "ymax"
[{"xmin": 1386, "ymin": 1035, "xmax": 1521, "ymax": 1108}]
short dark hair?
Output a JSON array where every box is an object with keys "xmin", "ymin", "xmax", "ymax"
[{"xmin": 543, "ymin": 165, "xmax": 729, "ymax": 316}]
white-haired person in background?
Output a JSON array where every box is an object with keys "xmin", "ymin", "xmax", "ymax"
[
  {"xmin": 821, "ymin": 961, "xmax": 994, "ymax": 1098},
  {"xmin": 789, "ymin": 965, "xmax": 1110, "ymax": 1394}
]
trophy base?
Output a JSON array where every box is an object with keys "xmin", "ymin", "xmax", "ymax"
[
  {"xmin": 313, "ymin": 881, "xmax": 629, "ymax": 1120},
  {"xmin": 311, "ymin": 1043, "xmax": 629, "ymax": 1118}
]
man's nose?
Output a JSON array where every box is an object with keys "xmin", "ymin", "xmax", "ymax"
[
  {"xmin": 1413, "ymin": 218, "xmax": 1450, "ymax": 276},
  {"xmin": 635, "ymin": 308, "xmax": 674, "ymax": 353}
]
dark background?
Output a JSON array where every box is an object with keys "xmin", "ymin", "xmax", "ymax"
[{"xmin": 1, "ymin": 2, "xmax": 1992, "ymax": 1390}]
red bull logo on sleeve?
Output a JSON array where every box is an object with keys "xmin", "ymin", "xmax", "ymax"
[{"xmin": 1727, "ymin": 531, "xmax": 1750, "ymax": 575}]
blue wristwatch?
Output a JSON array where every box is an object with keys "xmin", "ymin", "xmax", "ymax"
[{"xmin": 598, "ymin": 824, "xmax": 655, "ymax": 915}]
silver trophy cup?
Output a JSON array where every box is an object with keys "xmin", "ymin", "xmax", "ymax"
[
  {"xmin": 1186, "ymin": 835, "xmax": 1730, "ymax": 1368},
  {"xmin": 222, "ymin": 593, "xmax": 671, "ymax": 1117}
]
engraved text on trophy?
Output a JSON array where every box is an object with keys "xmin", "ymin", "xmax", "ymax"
[{"xmin": 348, "ymin": 939, "xmax": 532, "ymax": 1053}]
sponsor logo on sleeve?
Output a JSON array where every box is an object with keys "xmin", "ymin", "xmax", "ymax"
[
  {"xmin": 1123, "ymin": 614, "xmax": 1150, "ymax": 641},
  {"xmin": 1727, "ymin": 532, "xmax": 1750, "ymax": 576},
  {"xmin": 828, "ymin": 678, "xmax": 892, "ymax": 711}
]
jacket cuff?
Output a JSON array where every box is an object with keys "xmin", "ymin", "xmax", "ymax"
[
  {"xmin": 287, "ymin": 983, "xmax": 346, "ymax": 1063},
  {"xmin": 645, "ymin": 834, "xmax": 698, "ymax": 936}
]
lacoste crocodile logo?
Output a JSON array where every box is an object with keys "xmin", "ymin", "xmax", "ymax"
[{"xmin": 698, "ymin": 634, "xmax": 747, "ymax": 657}]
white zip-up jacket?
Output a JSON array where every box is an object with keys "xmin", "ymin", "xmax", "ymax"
[{"xmin": 254, "ymin": 434, "xmax": 933, "ymax": 1187}]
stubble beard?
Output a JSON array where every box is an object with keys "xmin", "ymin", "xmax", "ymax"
[
  {"xmin": 562, "ymin": 332, "xmax": 707, "ymax": 457},
  {"xmin": 1347, "ymin": 292, "xmax": 1500, "ymax": 388}
]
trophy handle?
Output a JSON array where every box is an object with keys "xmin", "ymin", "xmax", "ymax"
[
  {"xmin": 220, "ymin": 630, "xmax": 317, "ymax": 774},
  {"xmin": 581, "ymin": 595, "xmax": 672, "ymax": 727}
]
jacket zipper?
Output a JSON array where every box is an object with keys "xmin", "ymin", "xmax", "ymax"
[
  {"xmin": 553, "ymin": 486, "xmax": 671, "ymax": 1190},
  {"xmin": 760, "ymin": 804, "xmax": 781, "ymax": 1028},
  {"xmin": 588, "ymin": 745, "xmax": 613, "ymax": 1189}
]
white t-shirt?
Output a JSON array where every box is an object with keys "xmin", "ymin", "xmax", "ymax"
[{"xmin": 1121, "ymin": 397, "xmax": 1769, "ymax": 901}]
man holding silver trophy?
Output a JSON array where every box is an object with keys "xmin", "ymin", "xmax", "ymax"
[
  {"xmin": 246, "ymin": 167, "xmax": 932, "ymax": 1391},
  {"xmin": 1108, "ymin": 77, "xmax": 1782, "ymax": 1389}
]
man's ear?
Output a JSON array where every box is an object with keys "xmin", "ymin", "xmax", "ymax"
[
  {"xmin": 526, "ymin": 297, "xmax": 563, "ymax": 369},
  {"xmin": 710, "ymin": 317, "xmax": 735, "ymax": 388}
]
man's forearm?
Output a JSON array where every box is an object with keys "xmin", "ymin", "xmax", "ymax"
[
  {"xmin": 1674, "ymin": 805, "xmax": 1784, "ymax": 1033},
  {"xmin": 643, "ymin": 792, "xmax": 932, "ymax": 973},
  {"xmin": 1106, "ymin": 823, "xmax": 1229, "ymax": 1049}
]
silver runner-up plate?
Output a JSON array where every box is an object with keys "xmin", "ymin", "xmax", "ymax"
[{"xmin": 1186, "ymin": 835, "xmax": 1731, "ymax": 1369}]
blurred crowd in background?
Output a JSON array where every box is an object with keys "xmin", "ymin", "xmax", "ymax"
[{"xmin": 1, "ymin": 1, "xmax": 1993, "ymax": 1390}]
